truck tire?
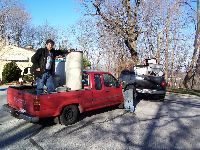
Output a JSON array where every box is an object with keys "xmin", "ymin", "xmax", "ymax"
[{"xmin": 60, "ymin": 105, "xmax": 79, "ymax": 126}]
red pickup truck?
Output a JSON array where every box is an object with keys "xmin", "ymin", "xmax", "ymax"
[{"xmin": 3, "ymin": 70, "xmax": 123, "ymax": 126}]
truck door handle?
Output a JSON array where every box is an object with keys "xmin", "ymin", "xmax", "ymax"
[{"xmin": 106, "ymin": 90, "xmax": 110, "ymax": 92}]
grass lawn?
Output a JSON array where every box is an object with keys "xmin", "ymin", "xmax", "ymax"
[{"xmin": 167, "ymin": 88, "xmax": 200, "ymax": 97}]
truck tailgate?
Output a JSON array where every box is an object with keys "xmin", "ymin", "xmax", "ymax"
[
  {"xmin": 136, "ymin": 75, "xmax": 165, "ymax": 89},
  {"xmin": 7, "ymin": 87, "xmax": 36, "ymax": 115}
]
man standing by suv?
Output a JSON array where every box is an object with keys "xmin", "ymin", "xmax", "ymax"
[
  {"xmin": 119, "ymin": 61, "xmax": 139, "ymax": 113},
  {"xmin": 31, "ymin": 39, "xmax": 69, "ymax": 95}
]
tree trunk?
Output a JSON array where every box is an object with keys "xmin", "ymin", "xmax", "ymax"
[
  {"xmin": 183, "ymin": 32, "xmax": 199, "ymax": 88},
  {"xmin": 171, "ymin": 28, "xmax": 177, "ymax": 88},
  {"xmin": 156, "ymin": 32, "xmax": 161, "ymax": 64},
  {"xmin": 93, "ymin": 0, "xmax": 140, "ymax": 63},
  {"xmin": 183, "ymin": 0, "xmax": 200, "ymax": 89},
  {"xmin": 165, "ymin": 29, "xmax": 169, "ymax": 82}
]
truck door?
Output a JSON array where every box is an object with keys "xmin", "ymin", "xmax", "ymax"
[
  {"xmin": 81, "ymin": 73, "xmax": 93, "ymax": 109},
  {"xmin": 92, "ymin": 73, "xmax": 122, "ymax": 108},
  {"xmin": 91, "ymin": 74, "xmax": 110, "ymax": 108},
  {"xmin": 102, "ymin": 73, "xmax": 123, "ymax": 104}
]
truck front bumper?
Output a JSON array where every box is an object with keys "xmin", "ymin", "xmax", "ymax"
[{"xmin": 2, "ymin": 104, "xmax": 39, "ymax": 123}]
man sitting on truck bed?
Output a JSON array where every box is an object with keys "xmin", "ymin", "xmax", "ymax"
[{"xmin": 31, "ymin": 39, "xmax": 69, "ymax": 95}]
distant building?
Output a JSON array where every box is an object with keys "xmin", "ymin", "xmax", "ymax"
[{"xmin": 0, "ymin": 45, "xmax": 36, "ymax": 80}]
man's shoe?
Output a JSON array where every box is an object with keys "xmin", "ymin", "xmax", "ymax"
[
  {"xmin": 124, "ymin": 109, "xmax": 129, "ymax": 113},
  {"xmin": 130, "ymin": 110, "xmax": 136, "ymax": 115}
]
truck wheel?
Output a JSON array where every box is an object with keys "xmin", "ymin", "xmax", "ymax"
[{"xmin": 60, "ymin": 105, "xmax": 79, "ymax": 126}]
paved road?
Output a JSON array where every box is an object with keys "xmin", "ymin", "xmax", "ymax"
[{"xmin": 0, "ymin": 88, "xmax": 200, "ymax": 150}]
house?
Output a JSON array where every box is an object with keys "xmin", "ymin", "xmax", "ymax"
[{"xmin": 0, "ymin": 45, "xmax": 36, "ymax": 80}]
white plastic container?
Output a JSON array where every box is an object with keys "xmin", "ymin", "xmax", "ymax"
[{"xmin": 65, "ymin": 51, "xmax": 83, "ymax": 90}]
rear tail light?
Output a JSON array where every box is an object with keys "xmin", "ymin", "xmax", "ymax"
[
  {"xmin": 161, "ymin": 81, "xmax": 166, "ymax": 88},
  {"xmin": 33, "ymin": 96, "xmax": 40, "ymax": 111}
]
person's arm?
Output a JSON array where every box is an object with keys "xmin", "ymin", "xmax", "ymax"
[
  {"xmin": 31, "ymin": 48, "xmax": 42, "ymax": 70},
  {"xmin": 53, "ymin": 49, "xmax": 75, "ymax": 56},
  {"xmin": 119, "ymin": 73, "xmax": 123, "ymax": 83},
  {"xmin": 119, "ymin": 71, "xmax": 127, "ymax": 89}
]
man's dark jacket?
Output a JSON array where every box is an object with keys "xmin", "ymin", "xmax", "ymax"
[
  {"xmin": 119, "ymin": 69, "xmax": 136, "ymax": 90},
  {"xmin": 31, "ymin": 48, "xmax": 68, "ymax": 78}
]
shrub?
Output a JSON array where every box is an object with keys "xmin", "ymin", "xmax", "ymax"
[
  {"xmin": 83, "ymin": 57, "xmax": 91, "ymax": 69},
  {"xmin": 2, "ymin": 61, "xmax": 22, "ymax": 83}
]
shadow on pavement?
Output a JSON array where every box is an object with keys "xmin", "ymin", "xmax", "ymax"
[
  {"xmin": 54, "ymin": 105, "xmax": 122, "ymax": 135},
  {"xmin": 0, "ymin": 122, "xmax": 44, "ymax": 149}
]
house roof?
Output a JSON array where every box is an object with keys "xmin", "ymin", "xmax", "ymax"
[
  {"xmin": 1, "ymin": 54, "xmax": 29, "ymax": 61},
  {"xmin": 0, "ymin": 45, "xmax": 36, "ymax": 61}
]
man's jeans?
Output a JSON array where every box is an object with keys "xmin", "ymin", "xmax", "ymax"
[
  {"xmin": 123, "ymin": 89, "xmax": 135, "ymax": 112},
  {"xmin": 36, "ymin": 71, "xmax": 55, "ymax": 95},
  {"xmin": 123, "ymin": 88, "xmax": 140, "ymax": 112}
]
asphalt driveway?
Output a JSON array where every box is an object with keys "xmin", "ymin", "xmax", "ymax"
[{"xmin": 0, "ymin": 90, "xmax": 200, "ymax": 150}]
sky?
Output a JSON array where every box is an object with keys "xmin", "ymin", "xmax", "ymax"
[{"xmin": 22, "ymin": 0, "xmax": 83, "ymax": 27}]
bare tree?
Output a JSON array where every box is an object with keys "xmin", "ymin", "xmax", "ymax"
[
  {"xmin": 183, "ymin": 0, "xmax": 200, "ymax": 89},
  {"xmin": 20, "ymin": 25, "xmax": 37, "ymax": 47},
  {"xmin": 77, "ymin": 0, "xmax": 194, "ymax": 81},
  {"xmin": 0, "ymin": 0, "xmax": 30, "ymax": 46},
  {"xmin": 34, "ymin": 22, "xmax": 59, "ymax": 48},
  {"xmin": 81, "ymin": 0, "xmax": 141, "ymax": 62}
]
